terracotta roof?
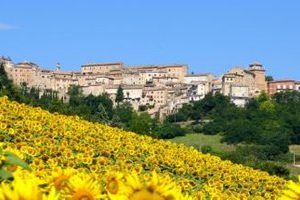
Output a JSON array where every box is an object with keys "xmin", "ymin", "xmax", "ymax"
[{"xmin": 268, "ymin": 80, "xmax": 295, "ymax": 83}]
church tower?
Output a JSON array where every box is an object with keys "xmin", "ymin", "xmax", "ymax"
[
  {"xmin": 55, "ymin": 62, "xmax": 61, "ymax": 71},
  {"xmin": 249, "ymin": 62, "xmax": 267, "ymax": 93}
]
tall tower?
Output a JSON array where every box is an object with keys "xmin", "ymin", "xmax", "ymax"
[
  {"xmin": 56, "ymin": 62, "xmax": 61, "ymax": 71},
  {"xmin": 249, "ymin": 62, "xmax": 267, "ymax": 93}
]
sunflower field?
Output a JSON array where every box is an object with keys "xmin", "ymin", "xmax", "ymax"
[{"xmin": 0, "ymin": 96, "xmax": 294, "ymax": 199}]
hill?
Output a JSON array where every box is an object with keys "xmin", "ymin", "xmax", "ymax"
[{"xmin": 0, "ymin": 96, "xmax": 287, "ymax": 199}]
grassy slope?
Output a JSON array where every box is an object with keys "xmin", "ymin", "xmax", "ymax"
[{"xmin": 169, "ymin": 133, "xmax": 235, "ymax": 154}]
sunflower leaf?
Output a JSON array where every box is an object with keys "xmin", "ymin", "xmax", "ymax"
[{"xmin": 3, "ymin": 152, "xmax": 30, "ymax": 170}]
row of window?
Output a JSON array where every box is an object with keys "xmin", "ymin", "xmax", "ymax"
[{"xmin": 276, "ymin": 85, "xmax": 294, "ymax": 89}]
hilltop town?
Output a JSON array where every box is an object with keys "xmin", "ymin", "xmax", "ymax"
[{"xmin": 1, "ymin": 56, "xmax": 299, "ymax": 118}]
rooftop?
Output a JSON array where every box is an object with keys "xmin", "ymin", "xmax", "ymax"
[
  {"xmin": 268, "ymin": 79, "xmax": 296, "ymax": 83},
  {"xmin": 81, "ymin": 62, "xmax": 123, "ymax": 67},
  {"xmin": 185, "ymin": 73, "xmax": 211, "ymax": 77},
  {"xmin": 127, "ymin": 64, "xmax": 187, "ymax": 69}
]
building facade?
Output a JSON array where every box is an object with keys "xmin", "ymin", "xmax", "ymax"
[{"xmin": 267, "ymin": 80, "xmax": 296, "ymax": 95}]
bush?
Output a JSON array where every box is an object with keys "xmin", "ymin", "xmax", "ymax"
[
  {"xmin": 257, "ymin": 162, "xmax": 290, "ymax": 178},
  {"xmin": 201, "ymin": 145, "xmax": 212, "ymax": 154},
  {"xmin": 192, "ymin": 124, "xmax": 203, "ymax": 133},
  {"xmin": 157, "ymin": 123, "xmax": 186, "ymax": 139},
  {"xmin": 202, "ymin": 120, "xmax": 224, "ymax": 135}
]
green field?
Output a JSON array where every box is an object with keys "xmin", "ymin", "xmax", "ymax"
[{"xmin": 169, "ymin": 133, "xmax": 235, "ymax": 153}]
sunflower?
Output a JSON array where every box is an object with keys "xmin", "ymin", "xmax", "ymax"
[
  {"xmin": 280, "ymin": 176, "xmax": 300, "ymax": 200},
  {"xmin": 110, "ymin": 171, "xmax": 187, "ymax": 200},
  {"xmin": 49, "ymin": 167, "xmax": 75, "ymax": 191},
  {"xmin": 64, "ymin": 174, "xmax": 102, "ymax": 200},
  {"xmin": 0, "ymin": 178, "xmax": 42, "ymax": 200},
  {"xmin": 42, "ymin": 187, "xmax": 60, "ymax": 200},
  {"xmin": 106, "ymin": 171, "xmax": 125, "ymax": 195}
]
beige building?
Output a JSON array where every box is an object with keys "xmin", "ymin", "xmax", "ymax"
[
  {"xmin": 184, "ymin": 74, "xmax": 214, "ymax": 101},
  {"xmin": 222, "ymin": 67, "xmax": 256, "ymax": 96},
  {"xmin": 183, "ymin": 73, "xmax": 214, "ymax": 84},
  {"xmin": 212, "ymin": 78, "xmax": 222, "ymax": 94},
  {"xmin": 219, "ymin": 62, "xmax": 267, "ymax": 106},
  {"xmin": 81, "ymin": 62, "xmax": 123, "ymax": 74},
  {"xmin": 249, "ymin": 62, "xmax": 267, "ymax": 93},
  {"xmin": 82, "ymin": 84, "xmax": 105, "ymax": 96},
  {"xmin": 221, "ymin": 63, "xmax": 266, "ymax": 97},
  {"xmin": 230, "ymin": 85, "xmax": 250, "ymax": 107},
  {"xmin": 11, "ymin": 61, "xmax": 40, "ymax": 87},
  {"xmin": 122, "ymin": 73, "xmax": 146, "ymax": 85},
  {"xmin": 141, "ymin": 87, "xmax": 168, "ymax": 107},
  {"xmin": 128, "ymin": 64, "xmax": 188, "ymax": 82},
  {"xmin": 152, "ymin": 76, "xmax": 179, "ymax": 85}
]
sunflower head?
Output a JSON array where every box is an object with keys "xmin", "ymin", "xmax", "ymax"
[
  {"xmin": 108, "ymin": 171, "xmax": 187, "ymax": 200},
  {"xmin": 106, "ymin": 171, "xmax": 125, "ymax": 195},
  {"xmin": 64, "ymin": 173, "xmax": 103, "ymax": 200},
  {"xmin": 0, "ymin": 177, "xmax": 42, "ymax": 200},
  {"xmin": 280, "ymin": 175, "xmax": 300, "ymax": 200}
]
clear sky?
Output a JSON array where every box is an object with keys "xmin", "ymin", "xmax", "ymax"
[{"xmin": 1, "ymin": 0, "xmax": 300, "ymax": 80}]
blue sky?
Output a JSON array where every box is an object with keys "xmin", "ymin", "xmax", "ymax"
[{"xmin": 1, "ymin": 0, "xmax": 300, "ymax": 80}]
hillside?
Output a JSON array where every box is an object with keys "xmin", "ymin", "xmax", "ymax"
[{"xmin": 0, "ymin": 96, "xmax": 287, "ymax": 199}]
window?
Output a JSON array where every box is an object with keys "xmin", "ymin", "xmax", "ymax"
[{"xmin": 283, "ymin": 85, "xmax": 286, "ymax": 89}]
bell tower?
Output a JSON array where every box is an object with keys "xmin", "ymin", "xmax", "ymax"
[
  {"xmin": 55, "ymin": 62, "xmax": 61, "ymax": 71},
  {"xmin": 249, "ymin": 62, "xmax": 267, "ymax": 93}
]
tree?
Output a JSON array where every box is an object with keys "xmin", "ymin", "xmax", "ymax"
[
  {"xmin": 95, "ymin": 104, "xmax": 110, "ymax": 123},
  {"xmin": 67, "ymin": 85, "xmax": 84, "ymax": 107},
  {"xmin": 115, "ymin": 85, "xmax": 124, "ymax": 105},
  {"xmin": 156, "ymin": 122, "xmax": 186, "ymax": 139},
  {"xmin": 0, "ymin": 63, "xmax": 20, "ymax": 100},
  {"xmin": 257, "ymin": 91, "xmax": 270, "ymax": 103},
  {"xmin": 265, "ymin": 76, "xmax": 274, "ymax": 82},
  {"xmin": 129, "ymin": 112, "xmax": 152, "ymax": 135},
  {"xmin": 113, "ymin": 102, "xmax": 134, "ymax": 127}
]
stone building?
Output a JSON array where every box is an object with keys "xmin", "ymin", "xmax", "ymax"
[
  {"xmin": 82, "ymin": 84, "xmax": 105, "ymax": 96},
  {"xmin": 249, "ymin": 62, "xmax": 267, "ymax": 93},
  {"xmin": 218, "ymin": 62, "xmax": 267, "ymax": 106},
  {"xmin": 184, "ymin": 74, "xmax": 214, "ymax": 101},
  {"xmin": 11, "ymin": 61, "xmax": 40, "ymax": 87},
  {"xmin": 127, "ymin": 64, "xmax": 188, "ymax": 82},
  {"xmin": 141, "ymin": 86, "xmax": 168, "ymax": 107},
  {"xmin": 221, "ymin": 67, "xmax": 256, "ymax": 97},
  {"xmin": 81, "ymin": 62, "xmax": 123, "ymax": 74},
  {"xmin": 230, "ymin": 85, "xmax": 250, "ymax": 107}
]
